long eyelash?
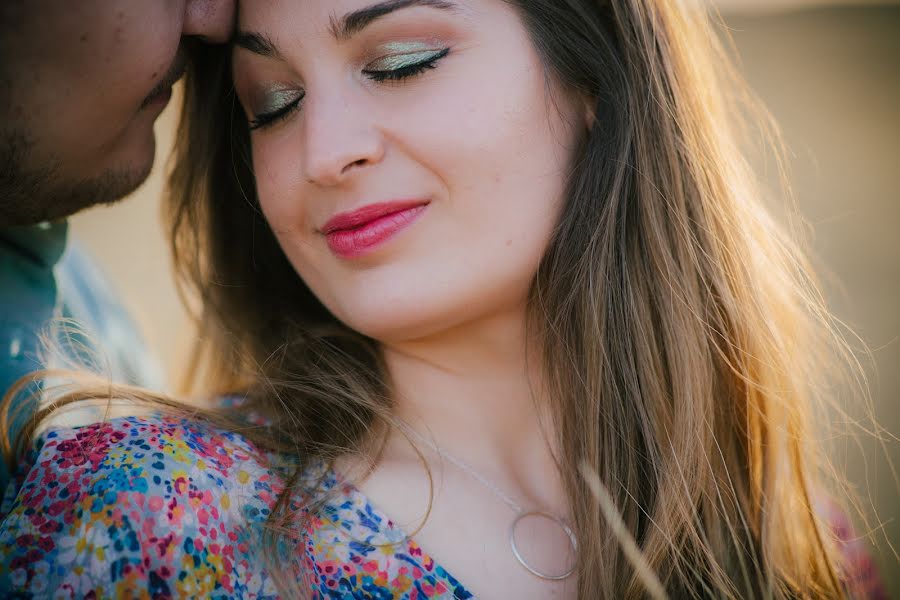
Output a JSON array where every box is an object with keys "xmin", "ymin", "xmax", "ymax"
[
  {"xmin": 364, "ymin": 48, "xmax": 450, "ymax": 83},
  {"xmin": 249, "ymin": 92, "xmax": 305, "ymax": 131}
]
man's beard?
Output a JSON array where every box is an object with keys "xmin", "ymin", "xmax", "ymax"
[{"xmin": 0, "ymin": 129, "xmax": 151, "ymax": 227}]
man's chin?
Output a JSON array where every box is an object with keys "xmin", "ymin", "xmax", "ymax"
[
  {"xmin": 0, "ymin": 161, "xmax": 153, "ymax": 227},
  {"xmin": 50, "ymin": 163, "xmax": 154, "ymax": 219}
]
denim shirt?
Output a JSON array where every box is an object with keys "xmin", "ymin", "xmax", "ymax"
[{"xmin": 0, "ymin": 221, "xmax": 163, "ymax": 489}]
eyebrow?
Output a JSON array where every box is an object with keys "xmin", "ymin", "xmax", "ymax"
[
  {"xmin": 234, "ymin": 0, "xmax": 457, "ymax": 57},
  {"xmin": 234, "ymin": 31, "xmax": 280, "ymax": 58},
  {"xmin": 330, "ymin": 0, "xmax": 458, "ymax": 40}
]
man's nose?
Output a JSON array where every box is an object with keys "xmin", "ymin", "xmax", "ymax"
[{"xmin": 183, "ymin": 0, "xmax": 237, "ymax": 43}]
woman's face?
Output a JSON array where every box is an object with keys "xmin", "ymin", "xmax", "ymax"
[{"xmin": 232, "ymin": 0, "xmax": 584, "ymax": 343}]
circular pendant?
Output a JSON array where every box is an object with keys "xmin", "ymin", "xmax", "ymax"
[{"xmin": 509, "ymin": 510, "xmax": 578, "ymax": 580}]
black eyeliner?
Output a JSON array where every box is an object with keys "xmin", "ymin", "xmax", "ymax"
[
  {"xmin": 249, "ymin": 91, "xmax": 305, "ymax": 131},
  {"xmin": 363, "ymin": 47, "xmax": 450, "ymax": 82}
]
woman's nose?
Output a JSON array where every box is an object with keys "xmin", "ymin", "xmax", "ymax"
[{"xmin": 300, "ymin": 91, "xmax": 385, "ymax": 187}]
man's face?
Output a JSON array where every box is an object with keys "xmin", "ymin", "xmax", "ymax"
[{"xmin": 0, "ymin": 0, "xmax": 235, "ymax": 226}]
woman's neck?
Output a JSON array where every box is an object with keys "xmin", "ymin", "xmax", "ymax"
[{"xmin": 377, "ymin": 307, "xmax": 562, "ymax": 505}]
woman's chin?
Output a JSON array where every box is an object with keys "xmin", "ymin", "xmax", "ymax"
[{"xmin": 337, "ymin": 306, "xmax": 468, "ymax": 346}]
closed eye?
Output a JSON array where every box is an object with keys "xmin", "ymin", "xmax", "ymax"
[
  {"xmin": 363, "ymin": 47, "xmax": 449, "ymax": 83},
  {"xmin": 247, "ymin": 48, "xmax": 450, "ymax": 131},
  {"xmin": 248, "ymin": 90, "xmax": 305, "ymax": 131}
]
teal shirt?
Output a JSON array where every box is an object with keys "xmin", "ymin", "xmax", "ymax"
[
  {"xmin": 0, "ymin": 222, "xmax": 163, "ymax": 489},
  {"xmin": 0, "ymin": 223, "xmax": 66, "ymax": 449}
]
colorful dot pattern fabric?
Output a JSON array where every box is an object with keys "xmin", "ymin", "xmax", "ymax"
[{"xmin": 0, "ymin": 415, "xmax": 473, "ymax": 599}]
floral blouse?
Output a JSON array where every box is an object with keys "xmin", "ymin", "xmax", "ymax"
[
  {"xmin": 0, "ymin": 414, "xmax": 473, "ymax": 599},
  {"xmin": 0, "ymin": 414, "xmax": 886, "ymax": 599}
]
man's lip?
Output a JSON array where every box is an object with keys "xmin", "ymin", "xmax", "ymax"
[
  {"xmin": 141, "ymin": 56, "xmax": 187, "ymax": 109},
  {"xmin": 321, "ymin": 200, "xmax": 430, "ymax": 234},
  {"xmin": 144, "ymin": 87, "xmax": 172, "ymax": 108}
]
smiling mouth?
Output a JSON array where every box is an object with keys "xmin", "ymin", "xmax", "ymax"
[{"xmin": 323, "ymin": 200, "xmax": 430, "ymax": 258}]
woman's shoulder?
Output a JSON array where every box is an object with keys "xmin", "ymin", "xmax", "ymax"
[
  {"xmin": 3, "ymin": 410, "xmax": 288, "ymax": 504},
  {"xmin": 0, "ymin": 411, "xmax": 288, "ymax": 598}
]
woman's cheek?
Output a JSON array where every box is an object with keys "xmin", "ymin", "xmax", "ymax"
[{"xmin": 253, "ymin": 143, "xmax": 298, "ymax": 229}]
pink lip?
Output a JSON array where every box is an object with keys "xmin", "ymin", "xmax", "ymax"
[{"xmin": 322, "ymin": 200, "xmax": 429, "ymax": 258}]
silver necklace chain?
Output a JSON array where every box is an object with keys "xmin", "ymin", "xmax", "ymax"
[
  {"xmin": 400, "ymin": 424, "xmax": 578, "ymax": 580},
  {"xmin": 408, "ymin": 428, "xmax": 525, "ymax": 513}
]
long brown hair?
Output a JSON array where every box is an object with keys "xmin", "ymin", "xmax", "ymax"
[{"xmin": 4, "ymin": 0, "xmax": 865, "ymax": 597}]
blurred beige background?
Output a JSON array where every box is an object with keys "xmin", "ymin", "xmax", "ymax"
[{"xmin": 69, "ymin": 1, "xmax": 899, "ymax": 592}]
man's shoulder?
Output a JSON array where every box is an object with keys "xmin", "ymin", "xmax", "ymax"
[{"xmin": 0, "ymin": 226, "xmax": 66, "ymax": 488}]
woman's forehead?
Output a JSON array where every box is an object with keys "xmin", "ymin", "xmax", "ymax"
[{"xmin": 236, "ymin": 0, "xmax": 475, "ymax": 34}]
